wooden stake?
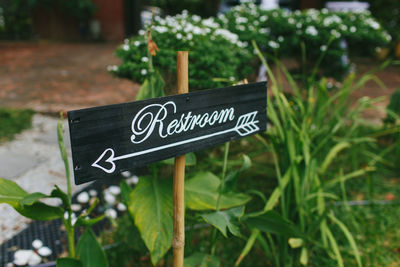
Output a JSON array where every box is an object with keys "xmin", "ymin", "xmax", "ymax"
[{"xmin": 173, "ymin": 51, "xmax": 188, "ymax": 267}]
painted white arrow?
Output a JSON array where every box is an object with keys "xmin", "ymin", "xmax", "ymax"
[{"xmin": 92, "ymin": 111, "xmax": 260, "ymax": 173}]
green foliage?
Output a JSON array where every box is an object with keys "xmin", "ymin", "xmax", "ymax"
[
  {"xmin": 128, "ymin": 177, "xmax": 173, "ymax": 265},
  {"xmin": 184, "ymin": 252, "xmax": 221, "ymax": 267},
  {"xmin": 185, "ymin": 172, "xmax": 251, "ymax": 210},
  {"xmin": 200, "ymin": 206, "xmax": 244, "ymax": 238},
  {"xmin": 76, "ymin": 229, "xmax": 109, "ymax": 267},
  {"xmin": 0, "ymin": 107, "xmax": 34, "ymax": 143},
  {"xmin": 57, "ymin": 258, "xmax": 83, "ymax": 267},
  {"xmin": 111, "ymin": 12, "xmax": 253, "ymax": 90},
  {"xmin": 218, "ymin": 3, "xmax": 391, "ymax": 79},
  {"xmin": 369, "ymin": 0, "xmax": 400, "ymax": 41},
  {"xmin": 384, "ymin": 89, "xmax": 400, "ymax": 124},
  {"xmin": 0, "ymin": 117, "xmax": 108, "ymax": 265}
]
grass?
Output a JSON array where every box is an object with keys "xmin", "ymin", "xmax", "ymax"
[{"xmin": 0, "ymin": 107, "xmax": 34, "ymax": 143}]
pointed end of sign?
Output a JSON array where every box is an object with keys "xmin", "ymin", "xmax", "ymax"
[{"xmin": 92, "ymin": 148, "xmax": 117, "ymax": 174}]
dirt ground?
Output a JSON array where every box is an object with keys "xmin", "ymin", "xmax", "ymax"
[
  {"xmin": 0, "ymin": 42, "xmax": 399, "ymax": 122},
  {"xmin": 0, "ymin": 42, "xmax": 140, "ymax": 113}
]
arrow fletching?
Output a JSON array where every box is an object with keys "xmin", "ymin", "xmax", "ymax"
[{"xmin": 234, "ymin": 111, "xmax": 260, "ymax": 136}]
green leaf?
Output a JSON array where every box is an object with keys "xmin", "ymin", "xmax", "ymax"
[
  {"xmin": 20, "ymin": 192, "xmax": 49, "ymax": 205},
  {"xmin": 161, "ymin": 152, "xmax": 197, "ymax": 166},
  {"xmin": 184, "ymin": 252, "xmax": 221, "ymax": 267},
  {"xmin": 223, "ymin": 155, "xmax": 251, "ymax": 192},
  {"xmin": 128, "ymin": 177, "xmax": 173, "ymax": 265},
  {"xmin": 75, "ymin": 215, "xmax": 105, "ymax": 227},
  {"xmin": 185, "ymin": 172, "xmax": 251, "ymax": 211},
  {"xmin": 56, "ymin": 257, "xmax": 83, "ymax": 267},
  {"xmin": 0, "ymin": 177, "xmax": 28, "ymax": 206},
  {"xmin": 76, "ymin": 229, "xmax": 109, "ymax": 267},
  {"xmin": 200, "ymin": 206, "xmax": 244, "ymax": 237},
  {"xmin": 120, "ymin": 180, "xmax": 131, "ymax": 205},
  {"xmin": 51, "ymin": 185, "xmax": 69, "ymax": 209},
  {"xmin": 16, "ymin": 202, "xmax": 63, "ymax": 221},
  {"xmin": 136, "ymin": 71, "xmax": 165, "ymax": 101},
  {"xmin": 0, "ymin": 178, "xmax": 63, "ymax": 220},
  {"xmin": 244, "ymin": 211, "xmax": 302, "ymax": 237}
]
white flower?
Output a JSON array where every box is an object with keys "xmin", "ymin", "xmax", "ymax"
[
  {"xmin": 192, "ymin": 15, "xmax": 201, "ymax": 22},
  {"xmin": 154, "ymin": 26, "xmax": 168, "ymax": 33},
  {"xmin": 187, "ymin": 33, "xmax": 193, "ymax": 40},
  {"xmin": 124, "ymin": 38, "xmax": 129, "ymax": 44},
  {"xmin": 278, "ymin": 36, "xmax": 284, "ymax": 42},
  {"xmin": 288, "ymin": 17, "xmax": 295, "ymax": 24},
  {"xmin": 134, "ymin": 41, "xmax": 140, "ymax": 46},
  {"xmin": 320, "ymin": 45, "xmax": 327, "ymax": 51},
  {"xmin": 141, "ymin": 57, "xmax": 149, "ymax": 62},
  {"xmin": 260, "ymin": 15, "xmax": 268, "ymax": 22},
  {"xmin": 229, "ymin": 76, "xmax": 235, "ymax": 81},
  {"xmin": 176, "ymin": 33, "xmax": 182, "ymax": 39},
  {"xmin": 236, "ymin": 25, "xmax": 246, "ymax": 31},
  {"xmin": 296, "ymin": 22, "xmax": 302, "ymax": 28},
  {"xmin": 138, "ymin": 29, "xmax": 145, "ymax": 35},
  {"xmin": 236, "ymin": 17, "xmax": 248, "ymax": 24},
  {"xmin": 141, "ymin": 69, "xmax": 147, "ymax": 75},
  {"xmin": 340, "ymin": 25, "xmax": 348, "ymax": 31},
  {"xmin": 105, "ymin": 208, "xmax": 118, "ymax": 219},
  {"xmin": 117, "ymin": 203, "xmax": 127, "ymax": 212},
  {"xmin": 259, "ymin": 28, "xmax": 270, "ymax": 34},
  {"xmin": 268, "ymin": 40, "xmax": 280, "ymax": 49},
  {"xmin": 330, "ymin": 29, "xmax": 341, "ymax": 38},
  {"xmin": 350, "ymin": 26, "xmax": 356, "ymax": 33},
  {"xmin": 305, "ymin": 25, "xmax": 318, "ymax": 36},
  {"xmin": 122, "ymin": 44, "xmax": 129, "ymax": 51}
]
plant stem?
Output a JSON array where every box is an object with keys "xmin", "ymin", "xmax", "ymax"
[{"xmin": 211, "ymin": 142, "xmax": 230, "ymax": 255}]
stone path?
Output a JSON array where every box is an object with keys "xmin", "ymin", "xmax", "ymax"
[{"xmin": 0, "ymin": 114, "xmax": 86, "ymax": 243}]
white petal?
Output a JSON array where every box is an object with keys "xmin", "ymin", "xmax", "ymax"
[
  {"xmin": 32, "ymin": 239, "xmax": 43, "ymax": 250},
  {"xmin": 38, "ymin": 246, "xmax": 52, "ymax": 257}
]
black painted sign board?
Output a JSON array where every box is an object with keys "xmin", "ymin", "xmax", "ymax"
[{"xmin": 68, "ymin": 81, "xmax": 267, "ymax": 185}]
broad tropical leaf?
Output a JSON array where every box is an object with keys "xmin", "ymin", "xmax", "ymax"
[
  {"xmin": 200, "ymin": 206, "xmax": 244, "ymax": 237},
  {"xmin": 185, "ymin": 172, "xmax": 251, "ymax": 210},
  {"xmin": 76, "ymin": 229, "xmax": 109, "ymax": 267},
  {"xmin": 128, "ymin": 177, "xmax": 173, "ymax": 265}
]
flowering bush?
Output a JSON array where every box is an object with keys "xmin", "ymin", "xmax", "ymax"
[
  {"xmin": 111, "ymin": 11, "xmax": 253, "ymax": 90},
  {"xmin": 218, "ymin": 2, "xmax": 391, "ymax": 79}
]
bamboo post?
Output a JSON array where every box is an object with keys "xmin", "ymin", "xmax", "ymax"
[{"xmin": 173, "ymin": 51, "xmax": 188, "ymax": 267}]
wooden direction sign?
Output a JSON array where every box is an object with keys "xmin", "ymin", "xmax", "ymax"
[{"xmin": 68, "ymin": 81, "xmax": 267, "ymax": 185}]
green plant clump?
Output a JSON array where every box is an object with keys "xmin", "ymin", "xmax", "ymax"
[
  {"xmin": 217, "ymin": 2, "xmax": 392, "ymax": 79},
  {"xmin": 110, "ymin": 11, "xmax": 254, "ymax": 90},
  {"xmin": 0, "ymin": 107, "xmax": 34, "ymax": 143}
]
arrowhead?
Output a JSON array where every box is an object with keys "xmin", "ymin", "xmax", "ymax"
[{"xmin": 92, "ymin": 148, "xmax": 116, "ymax": 173}]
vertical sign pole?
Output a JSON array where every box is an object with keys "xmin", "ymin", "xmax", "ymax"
[{"xmin": 173, "ymin": 51, "xmax": 188, "ymax": 267}]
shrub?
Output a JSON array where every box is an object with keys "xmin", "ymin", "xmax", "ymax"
[
  {"xmin": 111, "ymin": 11, "xmax": 254, "ymax": 91},
  {"xmin": 217, "ymin": 3, "xmax": 391, "ymax": 79}
]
